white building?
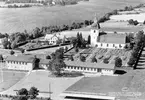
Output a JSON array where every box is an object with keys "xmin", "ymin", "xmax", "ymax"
[
  {"xmin": 4, "ymin": 55, "xmax": 35, "ymax": 71},
  {"xmin": 90, "ymin": 17, "xmax": 127, "ymax": 49},
  {"xmin": 64, "ymin": 61, "xmax": 115, "ymax": 75},
  {"xmin": 44, "ymin": 33, "xmax": 67, "ymax": 45}
]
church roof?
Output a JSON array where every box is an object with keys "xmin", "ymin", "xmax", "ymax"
[
  {"xmin": 91, "ymin": 22, "xmax": 100, "ymax": 29},
  {"xmin": 99, "ymin": 33, "xmax": 126, "ymax": 44},
  {"xmin": 5, "ymin": 54, "xmax": 35, "ymax": 63}
]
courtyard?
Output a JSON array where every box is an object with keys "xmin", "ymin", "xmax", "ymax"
[{"xmin": 65, "ymin": 47, "xmax": 131, "ymax": 67}]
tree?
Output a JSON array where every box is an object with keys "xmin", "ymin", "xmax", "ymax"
[
  {"xmin": 80, "ymin": 55, "xmax": 86, "ymax": 62},
  {"xmin": 65, "ymin": 46, "xmax": 68, "ymax": 52},
  {"xmin": 128, "ymin": 19, "xmax": 134, "ymax": 25},
  {"xmin": 11, "ymin": 40, "xmax": 17, "ymax": 49},
  {"xmin": 46, "ymin": 55, "xmax": 51, "ymax": 59},
  {"xmin": 21, "ymin": 49, "xmax": 25, "ymax": 54},
  {"xmin": 28, "ymin": 87, "xmax": 39, "ymax": 99},
  {"xmin": 70, "ymin": 55, "xmax": 74, "ymax": 61},
  {"xmin": 0, "ymin": 55, "xmax": 3, "ymax": 61},
  {"xmin": 91, "ymin": 56, "xmax": 97, "ymax": 63},
  {"xmin": 48, "ymin": 48, "xmax": 66, "ymax": 76},
  {"xmin": 143, "ymin": 20, "xmax": 145, "ymax": 24},
  {"xmin": 32, "ymin": 56, "xmax": 40, "ymax": 70},
  {"xmin": 17, "ymin": 88, "xmax": 28, "ymax": 96},
  {"xmin": 127, "ymin": 57, "xmax": 136, "ymax": 67},
  {"xmin": 128, "ymin": 19, "xmax": 138, "ymax": 25},
  {"xmin": 87, "ymin": 35, "xmax": 91, "ymax": 44},
  {"xmin": 10, "ymin": 50, "xmax": 15, "ymax": 55},
  {"xmin": 2, "ymin": 37, "xmax": 9, "ymax": 49},
  {"xmin": 103, "ymin": 58, "xmax": 109, "ymax": 64},
  {"xmin": 75, "ymin": 47, "xmax": 79, "ymax": 52},
  {"xmin": 84, "ymin": 20, "xmax": 89, "ymax": 26},
  {"xmin": 115, "ymin": 57, "xmax": 122, "ymax": 67}
]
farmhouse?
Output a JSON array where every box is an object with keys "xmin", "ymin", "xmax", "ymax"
[
  {"xmin": 61, "ymin": 70, "xmax": 145, "ymax": 100},
  {"xmin": 44, "ymin": 33, "xmax": 68, "ymax": 45}
]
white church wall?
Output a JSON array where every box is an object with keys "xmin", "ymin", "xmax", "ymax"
[{"xmin": 96, "ymin": 43, "xmax": 125, "ymax": 49}]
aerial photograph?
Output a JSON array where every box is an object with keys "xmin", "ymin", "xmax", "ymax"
[{"xmin": 0, "ymin": 0, "xmax": 145, "ymax": 100}]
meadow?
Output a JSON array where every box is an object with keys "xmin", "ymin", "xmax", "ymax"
[{"xmin": 0, "ymin": 0, "xmax": 144, "ymax": 34}]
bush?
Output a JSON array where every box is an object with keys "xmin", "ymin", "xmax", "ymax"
[
  {"xmin": 10, "ymin": 50, "xmax": 15, "ymax": 55},
  {"xmin": 46, "ymin": 55, "xmax": 51, "ymax": 59},
  {"xmin": 80, "ymin": 55, "xmax": 86, "ymax": 62},
  {"xmin": 115, "ymin": 57, "xmax": 122, "ymax": 67},
  {"xmin": 91, "ymin": 56, "xmax": 97, "ymax": 63},
  {"xmin": 103, "ymin": 58, "xmax": 109, "ymax": 64},
  {"xmin": 128, "ymin": 19, "xmax": 139, "ymax": 25}
]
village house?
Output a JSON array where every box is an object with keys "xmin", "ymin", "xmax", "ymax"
[{"xmin": 44, "ymin": 33, "xmax": 68, "ymax": 45}]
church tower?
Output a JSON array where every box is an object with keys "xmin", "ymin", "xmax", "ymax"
[{"xmin": 90, "ymin": 13, "xmax": 101, "ymax": 47}]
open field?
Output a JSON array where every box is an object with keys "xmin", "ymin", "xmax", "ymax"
[
  {"xmin": 0, "ymin": 0, "xmax": 144, "ymax": 33},
  {"xmin": 110, "ymin": 13, "xmax": 145, "ymax": 22},
  {"xmin": 0, "ymin": 70, "xmax": 83, "ymax": 100},
  {"xmin": 0, "ymin": 70, "xmax": 27, "ymax": 92}
]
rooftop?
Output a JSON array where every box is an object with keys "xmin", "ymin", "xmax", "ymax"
[
  {"xmin": 99, "ymin": 33, "xmax": 126, "ymax": 44},
  {"xmin": 63, "ymin": 70, "xmax": 145, "ymax": 100},
  {"xmin": 5, "ymin": 54, "xmax": 35, "ymax": 63},
  {"xmin": 65, "ymin": 61, "xmax": 115, "ymax": 69}
]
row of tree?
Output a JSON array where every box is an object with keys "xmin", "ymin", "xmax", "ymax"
[
  {"xmin": 127, "ymin": 30, "xmax": 145, "ymax": 68},
  {"xmin": 1, "ymin": 20, "xmax": 93, "ymax": 50}
]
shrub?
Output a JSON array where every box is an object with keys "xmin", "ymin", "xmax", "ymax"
[
  {"xmin": 80, "ymin": 55, "xmax": 86, "ymax": 62},
  {"xmin": 103, "ymin": 58, "xmax": 109, "ymax": 64},
  {"xmin": 115, "ymin": 57, "xmax": 122, "ymax": 67},
  {"xmin": 10, "ymin": 50, "xmax": 15, "ymax": 55},
  {"xmin": 91, "ymin": 56, "xmax": 97, "ymax": 63}
]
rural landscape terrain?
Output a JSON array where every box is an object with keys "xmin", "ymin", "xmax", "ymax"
[{"xmin": 0, "ymin": 0, "xmax": 145, "ymax": 100}]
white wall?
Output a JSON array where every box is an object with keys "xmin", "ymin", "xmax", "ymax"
[
  {"xmin": 90, "ymin": 29, "xmax": 99, "ymax": 47},
  {"xmin": 96, "ymin": 43, "xmax": 125, "ymax": 49},
  {"xmin": 5, "ymin": 61, "xmax": 33, "ymax": 71},
  {"xmin": 101, "ymin": 69, "xmax": 114, "ymax": 75},
  {"xmin": 39, "ymin": 64, "xmax": 48, "ymax": 70},
  {"xmin": 64, "ymin": 66, "xmax": 114, "ymax": 75}
]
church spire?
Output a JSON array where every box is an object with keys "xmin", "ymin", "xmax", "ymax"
[{"xmin": 91, "ymin": 13, "xmax": 100, "ymax": 29}]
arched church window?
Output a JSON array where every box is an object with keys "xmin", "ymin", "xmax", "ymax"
[{"xmin": 94, "ymin": 30, "xmax": 96, "ymax": 33}]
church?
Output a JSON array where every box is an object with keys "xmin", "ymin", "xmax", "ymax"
[{"xmin": 90, "ymin": 17, "xmax": 127, "ymax": 49}]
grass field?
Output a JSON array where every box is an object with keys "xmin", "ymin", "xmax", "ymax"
[
  {"xmin": 1, "ymin": 70, "xmax": 83, "ymax": 100},
  {"xmin": 0, "ymin": 0, "xmax": 144, "ymax": 33},
  {"xmin": 0, "ymin": 70, "xmax": 27, "ymax": 92}
]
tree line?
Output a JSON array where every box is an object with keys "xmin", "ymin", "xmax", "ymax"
[{"xmin": 1, "ymin": 20, "xmax": 93, "ymax": 50}]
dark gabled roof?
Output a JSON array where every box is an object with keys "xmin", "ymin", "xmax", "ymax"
[
  {"xmin": 65, "ymin": 61, "xmax": 115, "ymax": 69},
  {"xmin": 5, "ymin": 54, "xmax": 35, "ymax": 63}
]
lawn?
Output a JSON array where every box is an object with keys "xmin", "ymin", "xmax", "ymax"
[
  {"xmin": 0, "ymin": 70, "xmax": 27, "ymax": 92},
  {"xmin": 1, "ymin": 70, "xmax": 83, "ymax": 100},
  {"xmin": 25, "ymin": 45, "xmax": 72, "ymax": 55}
]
